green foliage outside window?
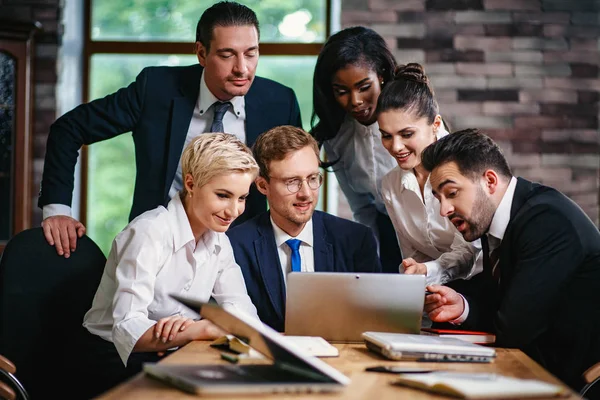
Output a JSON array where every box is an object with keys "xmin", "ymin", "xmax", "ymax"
[{"xmin": 92, "ymin": 0, "xmax": 325, "ymax": 42}]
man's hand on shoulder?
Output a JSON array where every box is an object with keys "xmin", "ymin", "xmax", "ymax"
[{"xmin": 41, "ymin": 215, "xmax": 86, "ymax": 258}]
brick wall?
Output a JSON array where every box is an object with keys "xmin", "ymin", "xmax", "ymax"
[
  {"xmin": 342, "ymin": 0, "xmax": 600, "ymax": 224},
  {"xmin": 1, "ymin": 0, "xmax": 62, "ymax": 227}
]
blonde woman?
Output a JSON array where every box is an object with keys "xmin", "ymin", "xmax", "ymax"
[{"xmin": 81, "ymin": 133, "xmax": 259, "ymax": 397}]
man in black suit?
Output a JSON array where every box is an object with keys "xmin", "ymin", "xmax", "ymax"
[
  {"xmin": 421, "ymin": 128, "xmax": 600, "ymax": 390},
  {"xmin": 227, "ymin": 126, "xmax": 381, "ymax": 332},
  {"xmin": 39, "ymin": 1, "xmax": 301, "ymax": 257}
]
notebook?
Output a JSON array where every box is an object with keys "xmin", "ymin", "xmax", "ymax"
[
  {"xmin": 420, "ymin": 328, "xmax": 496, "ymax": 345},
  {"xmin": 391, "ymin": 371, "xmax": 565, "ymax": 398},
  {"xmin": 285, "ymin": 273, "xmax": 426, "ymax": 342},
  {"xmin": 143, "ymin": 295, "xmax": 350, "ymax": 395},
  {"xmin": 362, "ymin": 331, "xmax": 496, "ymax": 362}
]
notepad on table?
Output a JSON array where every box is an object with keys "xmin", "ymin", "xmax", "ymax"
[
  {"xmin": 281, "ymin": 336, "xmax": 339, "ymax": 357},
  {"xmin": 421, "ymin": 328, "xmax": 496, "ymax": 345},
  {"xmin": 392, "ymin": 371, "xmax": 565, "ymax": 399}
]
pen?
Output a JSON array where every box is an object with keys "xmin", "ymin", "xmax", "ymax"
[{"xmin": 220, "ymin": 352, "xmax": 239, "ymax": 364}]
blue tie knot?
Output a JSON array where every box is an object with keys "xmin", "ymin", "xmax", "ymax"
[
  {"xmin": 286, "ymin": 238, "xmax": 301, "ymax": 251},
  {"xmin": 285, "ymin": 239, "xmax": 302, "ymax": 272}
]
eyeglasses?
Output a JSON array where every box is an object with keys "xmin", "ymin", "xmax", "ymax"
[{"xmin": 270, "ymin": 173, "xmax": 324, "ymax": 194}]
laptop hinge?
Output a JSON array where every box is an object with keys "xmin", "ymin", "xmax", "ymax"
[{"xmin": 273, "ymin": 361, "xmax": 332, "ymax": 382}]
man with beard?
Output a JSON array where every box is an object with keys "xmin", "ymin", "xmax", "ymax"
[
  {"xmin": 39, "ymin": 1, "xmax": 302, "ymax": 258},
  {"xmin": 227, "ymin": 126, "xmax": 381, "ymax": 332},
  {"xmin": 421, "ymin": 128, "xmax": 600, "ymax": 391}
]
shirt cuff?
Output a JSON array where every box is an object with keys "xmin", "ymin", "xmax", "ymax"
[
  {"xmin": 43, "ymin": 204, "xmax": 72, "ymax": 220},
  {"xmin": 113, "ymin": 317, "xmax": 156, "ymax": 366},
  {"xmin": 423, "ymin": 260, "xmax": 443, "ymax": 285},
  {"xmin": 450, "ymin": 294, "xmax": 469, "ymax": 325}
]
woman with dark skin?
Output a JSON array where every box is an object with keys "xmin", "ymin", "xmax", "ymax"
[{"xmin": 311, "ymin": 26, "xmax": 401, "ymax": 272}]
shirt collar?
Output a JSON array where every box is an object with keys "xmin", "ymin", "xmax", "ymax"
[
  {"xmin": 270, "ymin": 215, "xmax": 314, "ymax": 248},
  {"xmin": 168, "ymin": 194, "xmax": 221, "ymax": 254},
  {"xmin": 197, "ymin": 70, "xmax": 245, "ymax": 120},
  {"xmin": 487, "ymin": 176, "xmax": 518, "ymax": 242},
  {"xmin": 341, "ymin": 114, "xmax": 378, "ymax": 138}
]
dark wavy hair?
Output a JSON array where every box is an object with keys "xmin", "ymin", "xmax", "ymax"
[
  {"xmin": 421, "ymin": 128, "xmax": 512, "ymax": 180},
  {"xmin": 376, "ymin": 63, "xmax": 439, "ymax": 125},
  {"xmin": 196, "ymin": 1, "xmax": 259, "ymax": 52},
  {"xmin": 310, "ymin": 26, "xmax": 396, "ymax": 146}
]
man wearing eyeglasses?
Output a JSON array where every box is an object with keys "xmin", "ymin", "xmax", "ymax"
[{"xmin": 227, "ymin": 126, "xmax": 382, "ymax": 332}]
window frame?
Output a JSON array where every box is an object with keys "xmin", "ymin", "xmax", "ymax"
[{"xmin": 80, "ymin": 0, "xmax": 332, "ymax": 225}]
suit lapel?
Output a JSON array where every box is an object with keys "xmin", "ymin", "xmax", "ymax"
[
  {"xmin": 312, "ymin": 212, "xmax": 335, "ymax": 272},
  {"xmin": 254, "ymin": 213, "xmax": 287, "ymax": 322},
  {"xmin": 163, "ymin": 65, "xmax": 202, "ymax": 202},
  {"xmin": 244, "ymin": 84, "xmax": 266, "ymax": 146}
]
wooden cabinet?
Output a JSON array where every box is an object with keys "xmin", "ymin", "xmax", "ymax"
[{"xmin": 0, "ymin": 20, "xmax": 39, "ymax": 252}]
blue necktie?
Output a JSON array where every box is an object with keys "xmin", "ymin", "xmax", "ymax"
[
  {"xmin": 286, "ymin": 239, "xmax": 302, "ymax": 272},
  {"xmin": 210, "ymin": 101, "xmax": 231, "ymax": 133}
]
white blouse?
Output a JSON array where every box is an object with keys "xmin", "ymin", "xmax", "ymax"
[
  {"xmin": 381, "ymin": 165, "xmax": 482, "ymax": 285},
  {"xmin": 83, "ymin": 194, "xmax": 258, "ymax": 365},
  {"xmin": 323, "ymin": 116, "xmax": 397, "ymax": 233}
]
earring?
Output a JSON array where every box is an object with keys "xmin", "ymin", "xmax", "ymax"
[{"xmin": 381, "ymin": 80, "xmax": 384, "ymax": 85}]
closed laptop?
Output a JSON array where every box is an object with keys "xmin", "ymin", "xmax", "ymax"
[
  {"xmin": 285, "ymin": 273, "xmax": 425, "ymax": 342},
  {"xmin": 363, "ymin": 331, "xmax": 496, "ymax": 363}
]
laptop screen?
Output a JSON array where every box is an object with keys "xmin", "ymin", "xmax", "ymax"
[{"xmin": 171, "ymin": 294, "xmax": 351, "ymax": 385}]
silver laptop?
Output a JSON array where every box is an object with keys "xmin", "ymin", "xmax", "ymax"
[
  {"xmin": 285, "ymin": 273, "xmax": 425, "ymax": 342},
  {"xmin": 363, "ymin": 331, "xmax": 496, "ymax": 363},
  {"xmin": 143, "ymin": 296, "xmax": 350, "ymax": 395}
]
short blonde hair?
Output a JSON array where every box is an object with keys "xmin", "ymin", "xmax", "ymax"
[{"xmin": 180, "ymin": 133, "xmax": 258, "ymax": 196}]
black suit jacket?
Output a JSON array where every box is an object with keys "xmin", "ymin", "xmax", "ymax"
[
  {"xmin": 39, "ymin": 64, "xmax": 302, "ymax": 222},
  {"xmin": 461, "ymin": 177, "xmax": 600, "ymax": 389},
  {"xmin": 226, "ymin": 211, "xmax": 382, "ymax": 332}
]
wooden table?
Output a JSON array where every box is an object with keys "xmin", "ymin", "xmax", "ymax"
[{"xmin": 98, "ymin": 341, "xmax": 581, "ymax": 399}]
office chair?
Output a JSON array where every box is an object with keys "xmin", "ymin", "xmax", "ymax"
[
  {"xmin": 0, "ymin": 355, "xmax": 28, "ymax": 400},
  {"xmin": 582, "ymin": 362, "xmax": 600, "ymax": 399},
  {"xmin": 0, "ymin": 228, "xmax": 106, "ymax": 399}
]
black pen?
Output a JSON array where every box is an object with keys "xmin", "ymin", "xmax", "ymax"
[{"xmin": 366, "ymin": 366, "xmax": 435, "ymax": 374}]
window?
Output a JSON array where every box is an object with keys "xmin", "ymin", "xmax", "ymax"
[{"xmin": 84, "ymin": 0, "xmax": 331, "ymax": 254}]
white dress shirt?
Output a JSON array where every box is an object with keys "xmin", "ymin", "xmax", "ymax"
[
  {"xmin": 323, "ymin": 116, "xmax": 397, "ymax": 234},
  {"xmin": 43, "ymin": 70, "xmax": 246, "ymax": 219},
  {"xmin": 168, "ymin": 70, "xmax": 245, "ymax": 198},
  {"xmin": 83, "ymin": 194, "xmax": 258, "ymax": 365},
  {"xmin": 452, "ymin": 176, "xmax": 518, "ymax": 324},
  {"xmin": 381, "ymin": 129, "xmax": 482, "ymax": 285},
  {"xmin": 270, "ymin": 217, "xmax": 315, "ymax": 286}
]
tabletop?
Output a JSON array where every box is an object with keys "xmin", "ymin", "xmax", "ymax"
[{"xmin": 98, "ymin": 341, "xmax": 580, "ymax": 399}]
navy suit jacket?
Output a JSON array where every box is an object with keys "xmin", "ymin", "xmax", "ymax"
[
  {"xmin": 226, "ymin": 211, "xmax": 382, "ymax": 332},
  {"xmin": 460, "ymin": 178, "xmax": 600, "ymax": 389},
  {"xmin": 39, "ymin": 64, "xmax": 302, "ymax": 223}
]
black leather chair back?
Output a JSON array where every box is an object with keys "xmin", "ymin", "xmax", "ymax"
[{"xmin": 0, "ymin": 228, "xmax": 106, "ymax": 398}]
